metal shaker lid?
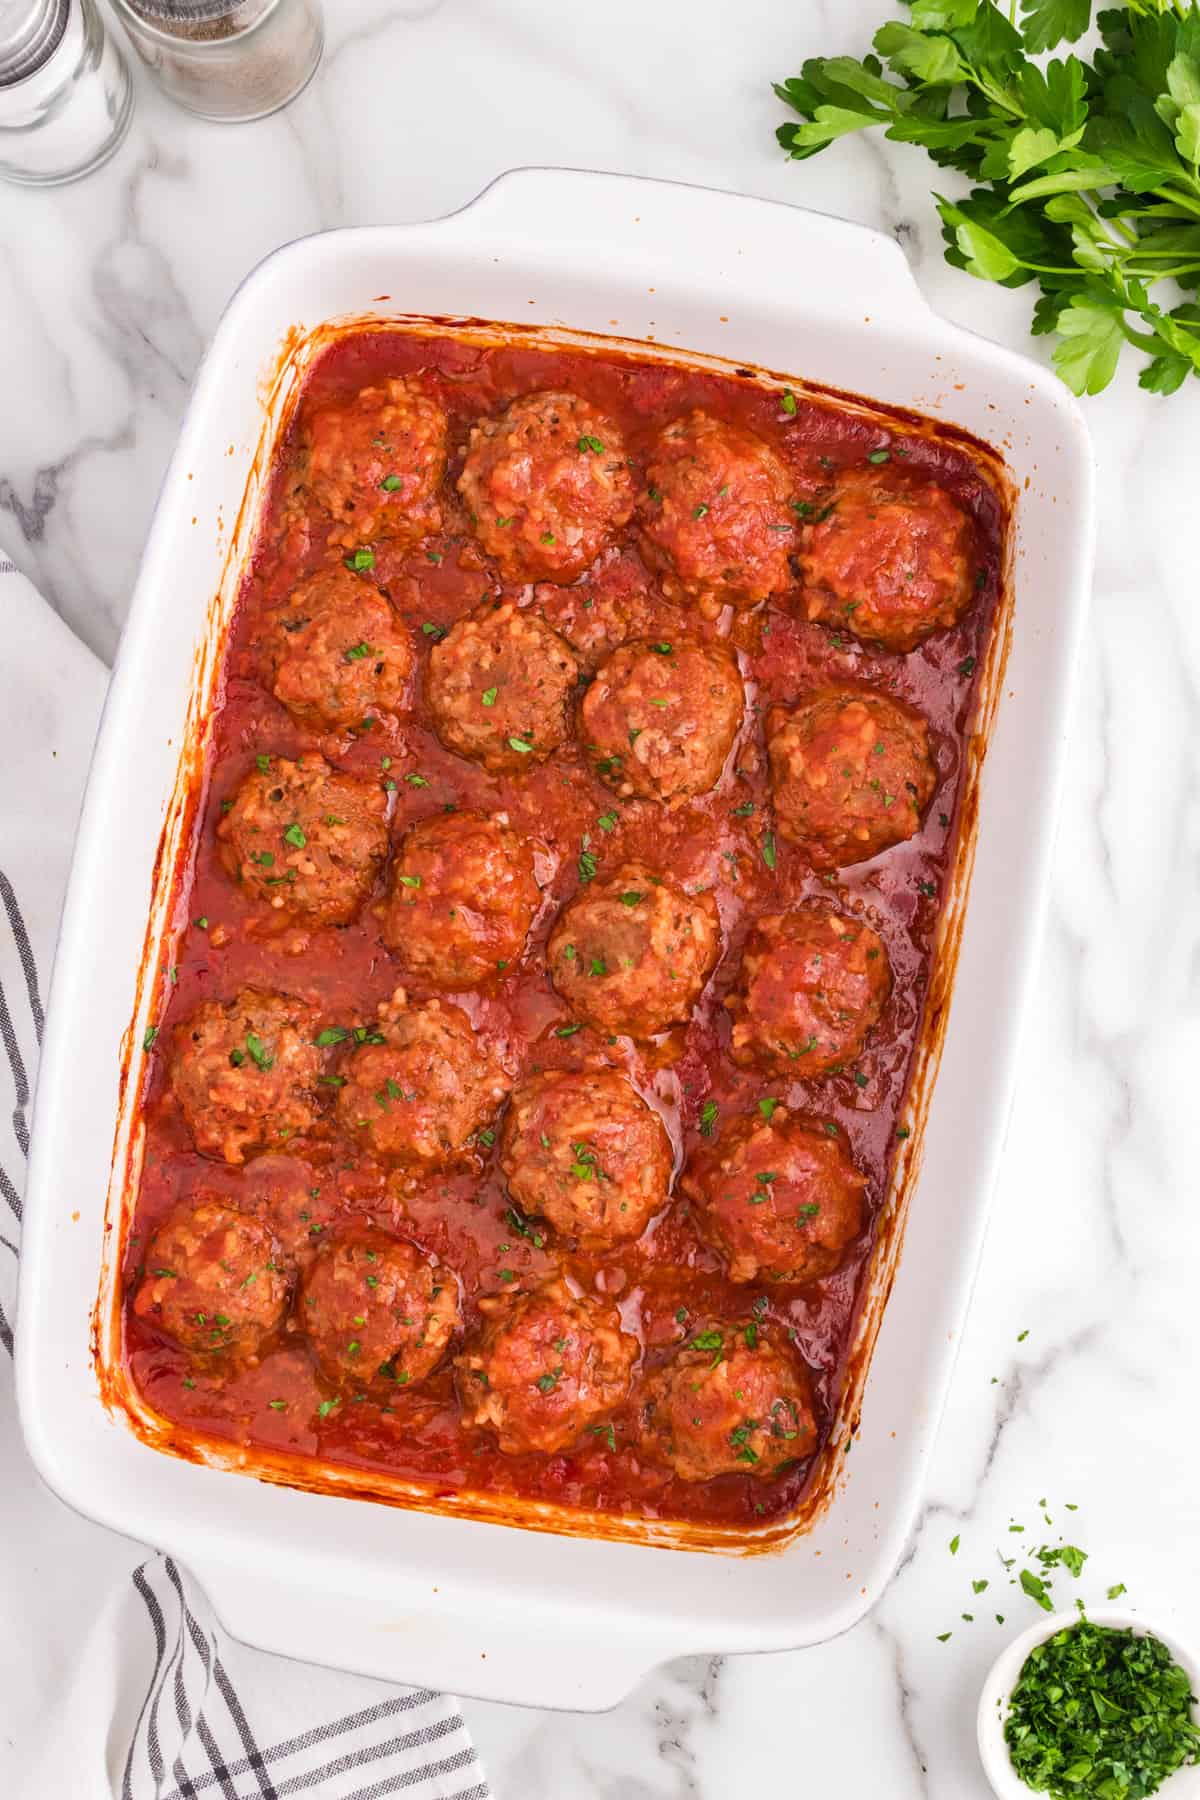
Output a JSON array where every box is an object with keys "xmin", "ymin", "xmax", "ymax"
[{"xmin": 0, "ymin": 0, "xmax": 69, "ymax": 88}]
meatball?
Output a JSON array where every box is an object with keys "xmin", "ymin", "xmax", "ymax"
[
  {"xmin": 500, "ymin": 1070, "xmax": 673, "ymax": 1246},
  {"xmin": 426, "ymin": 599, "xmax": 579, "ymax": 773},
  {"xmin": 681, "ymin": 1107, "xmax": 866, "ymax": 1285},
  {"xmin": 299, "ymin": 1226, "xmax": 460, "ymax": 1393},
  {"xmin": 798, "ymin": 467, "xmax": 977, "ymax": 651},
  {"xmin": 582, "ymin": 637, "xmax": 744, "ymax": 801},
  {"xmin": 298, "ymin": 375, "xmax": 448, "ymax": 550},
  {"xmin": 534, "ymin": 563, "xmax": 655, "ymax": 673},
  {"xmin": 134, "ymin": 1199, "xmax": 290, "ymax": 1364},
  {"xmin": 640, "ymin": 1326, "xmax": 818, "ymax": 1481},
  {"xmin": 334, "ymin": 990, "xmax": 508, "ymax": 1167},
  {"xmin": 379, "ymin": 811, "xmax": 541, "ymax": 990},
  {"xmin": 267, "ymin": 567, "xmax": 413, "ymax": 731},
  {"xmin": 458, "ymin": 390, "xmax": 634, "ymax": 583},
  {"xmin": 170, "ymin": 988, "xmax": 322, "ymax": 1165},
  {"xmin": 636, "ymin": 410, "xmax": 797, "ymax": 618},
  {"xmin": 456, "ymin": 1277, "xmax": 637, "ymax": 1455},
  {"xmin": 217, "ymin": 753, "xmax": 389, "ymax": 926},
  {"xmin": 547, "ymin": 862, "xmax": 721, "ymax": 1038},
  {"xmin": 765, "ymin": 685, "xmax": 937, "ymax": 868},
  {"xmin": 726, "ymin": 906, "xmax": 892, "ymax": 1077}
]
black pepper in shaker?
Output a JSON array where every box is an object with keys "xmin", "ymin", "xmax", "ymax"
[{"xmin": 110, "ymin": 0, "xmax": 322, "ymax": 122}]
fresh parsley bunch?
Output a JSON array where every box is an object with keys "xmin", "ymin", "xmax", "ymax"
[{"xmin": 775, "ymin": 1, "xmax": 1200, "ymax": 396}]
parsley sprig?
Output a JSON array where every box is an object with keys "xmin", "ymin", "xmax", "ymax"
[{"xmin": 775, "ymin": 0, "xmax": 1200, "ymax": 394}]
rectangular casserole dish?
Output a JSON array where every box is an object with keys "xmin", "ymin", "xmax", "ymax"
[{"xmin": 16, "ymin": 168, "xmax": 1094, "ymax": 1710}]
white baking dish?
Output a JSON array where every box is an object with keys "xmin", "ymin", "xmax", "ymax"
[{"xmin": 15, "ymin": 168, "xmax": 1093, "ymax": 1710}]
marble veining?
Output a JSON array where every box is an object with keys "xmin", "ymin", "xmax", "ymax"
[{"xmin": 2, "ymin": 1, "xmax": 1199, "ymax": 1795}]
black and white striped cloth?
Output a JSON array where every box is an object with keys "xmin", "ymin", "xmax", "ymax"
[{"xmin": 0, "ymin": 557, "xmax": 491, "ymax": 1800}]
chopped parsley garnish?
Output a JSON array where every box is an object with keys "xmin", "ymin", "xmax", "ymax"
[
  {"xmin": 699, "ymin": 1100, "xmax": 719, "ymax": 1137},
  {"xmin": 692, "ymin": 503, "xmax": 710, "ymax": 520},
  {"xmin": 619, "ymin": 890, "xmax": 643, "ymax": 907},
  {"xmin": 344, "ymin": 642, "xmax": 371, "ymax": 661},
  {"xmin": 779, "ymin": 391, "xmax": 797, "ymax": 416},
  {"xmin": 577, "ymin": 434, "xmax": 605, "ymax": 454},
  {"xmin": 481, "ymin": 686, "xmax": 498, "ymax": 707},
  {"xmin": 142, "ymin": 1026, "xmax": 158, "ymax": 1051},
  {"xmin": 578, "ymin": 848, "xmax": 598, "ymax": 882},
  {"xmin": 867, "ymin": 448, "xmax": 890, "ymax": 464},
  {"xmin": 758, "ymin": 1097, "xmax": 780, "ymax": 1121},
  {"xmin": 1005, "ymin": 1618, "xmax": 1200, "ymax": 1799},
  {"xmin": 405, "ymin": 772, "xmax": 428, "ymax": 787},
  {"xmin": 596, "ymin": 812, "xmax": 617, "ymax": 833},
  {"xmin": 505, "ymin": 1205, "xmax": 545, "ymax": 1250},
  {"xmin": 380, "ymin": 474, "xmax": 403, "ymax": 491},
  {"xmin": 762, "ymin": 832, "xmax": 777, "ymax": 871},
  {"xmin": 244, "ymin": 1033, "xmax": 274, "ymax": 1071},
  {"xmin": 397, "ymin": 873, "xmax": 422, "ymax": 888},
  {"xmin": 421, "ymin": 621, "xmax": 447, "ymax": 640},
  {"xmin": 555, "ymin": 1023, "xmax": 583, "ymax": 1038},
  {"xmin": 283, "ymin": 822, "xmax": 307, "ymax": 848},
  {"xmin": 689, "ymin": 1329, "xmax": 723, "ymax": 1351},
  {"xmin": 344, "ymin": 548, "xmax": 375, "ymax": 572},
  {"xmin": 508, "ymin": 736, "xmax": 534, "ymax": 755}
]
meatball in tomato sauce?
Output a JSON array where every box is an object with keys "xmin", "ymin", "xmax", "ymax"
[
  {"xmin": 297, "ymin": 375, "xmax": 448, "ymax": 551},
  {"xmin": 640, "ymin": 1325, "xmax": 817, "ymax": 1481},
  {"xmin": 456, "ymin": 1277, "xmax": 637, "ymax": 1456},
  {"xmin": 458, "ymin": 390, "xmax": 634, "ymax": 584},
  {"xmin": 334, "ymin": 990, "xmax": 508, "ymax": 1168},
  {"xmin": 170, "ymin": 988, "xmax": 322, "ymax": 1165},
  {"xmin": 636, "ymin": 410, "xmax": 797, "ymax": 617},
  {"xmin": 217, "ymin": 753, "xmax": 389, "ymax": 926},
  {"xmin": 134, "ymin": 1199, "xmax": 290, "ymax": 1365},
  {"xmin": 299, "ymin": 1226, "xmax": 460, "ymax": 1394},
  {"xmin": 380, "ymin": 811, "xmax": 541, "ymax": 990},
  {"xmin": 726, "ymin": 905, "xmax": 892, "ymax": 1078},
  {"xmin": 500, "ymin": 1069, "xmax": 673, "ymax": 1246},
  {"xmin": 798, "ymin": 465, "xmax": 977, "ymax": 651},
  {"xmin": 582, "ymin": 637, "xmax": 744, "ymax": 802},
  {"xmin": 265, "ymin": 567, "xmax": 413, "ymax": 731},
  {"xmin": 766, "ymin": 685, "xmax": 937, "ymax": 868},
  {"xmin": 547, "ymin": 862, "xmax": 720, "ymax": 1039},
  {"xmin": 682, "ymin": 1107, "xmax": 866, "ymax": 1286},
  {"xmin": 426, "ymin": 598, "xmax": 579, "ymax": 773}
]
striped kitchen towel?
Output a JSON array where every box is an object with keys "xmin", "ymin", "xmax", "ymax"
[{"xmin": 0, "ymin": 555, "xmax": 490, "ymax": 1800}]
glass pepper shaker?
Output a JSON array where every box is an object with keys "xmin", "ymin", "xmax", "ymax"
[
  {"xmin": 109, "ymin": 0, "xmax": 323, "ymax": 123},
  {"xmin": 0, "ymin": 0, "xmax": 134, "ymax": 186}
]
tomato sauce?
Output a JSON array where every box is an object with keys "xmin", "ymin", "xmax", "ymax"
[{"xmin": 121, "ymin": 326, "xmax": 1005, "ymax": 1533}]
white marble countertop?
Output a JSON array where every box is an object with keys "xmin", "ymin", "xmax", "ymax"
[{"xmin": 4, "ymin": 2, "xmax": 1200, "ymax": 1795}]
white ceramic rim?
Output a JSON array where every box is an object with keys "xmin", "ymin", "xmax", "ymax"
[{"xmin": 978, "ymin": 1607, "xmax": 1200, "ymax": 1800}]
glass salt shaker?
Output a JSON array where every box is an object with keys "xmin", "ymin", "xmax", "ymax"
[
  {"xmin": 0, "ymin": 0, "xmax": 133, "ymax": 185},
  {"xmin": 109, "ymin": 0, "xmax": 323, "ymax": 123}
]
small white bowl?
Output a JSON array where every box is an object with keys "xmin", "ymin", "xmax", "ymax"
[{"xmin": 978, "ymin": 1607, "xmax": 1200, "ymax": 1800}]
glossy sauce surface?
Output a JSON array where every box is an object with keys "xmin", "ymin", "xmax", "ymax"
[{"xmin": 122, "ymin": 327, "xmax": 1004, "ymax": 1531}]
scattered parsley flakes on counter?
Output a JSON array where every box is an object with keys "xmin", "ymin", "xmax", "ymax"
[
  {"xmin": 1020, "ymin": 1568, "xmax": 1055, "ymax": 1612},
  {"xmin": 1004, "ymin": 1617, "xmax": 1200, "ymax": 1799},
  {"xmin": 774, "ymin": 0, "xmax": 1200, "ymax": 396},
  {"xmin": 950, "ymin": 1534, "xmax": 961, "ymax": 1555}
]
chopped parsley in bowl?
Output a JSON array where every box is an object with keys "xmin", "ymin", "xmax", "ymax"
[{"xmin": 978, "ymin": 1609, "xmax": 1200, "ymax": 1800}]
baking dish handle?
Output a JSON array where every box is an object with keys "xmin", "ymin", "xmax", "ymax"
[
  {"xmin": 189, "ymin": 1549, "xmax": 679, "ymax": 1711},
  {"xmin": 441, "ymin": 164, "xmax": 932, "ymax": 327}
]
